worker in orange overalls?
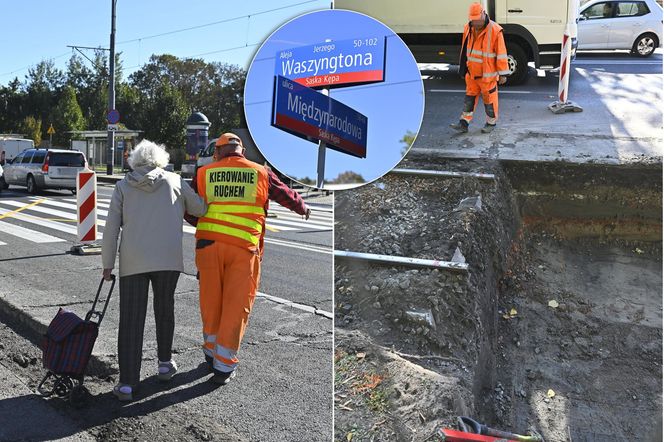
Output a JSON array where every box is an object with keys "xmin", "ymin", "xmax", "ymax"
[
  {"xmin": 451, "ymin": 2, "xmax": 511, "ymax": 134},
  {"xmin": 194, "ymin": 133, "xmax": 310, "ymax": 385}
]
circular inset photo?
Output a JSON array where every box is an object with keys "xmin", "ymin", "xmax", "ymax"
[{"xmin": 244, "ymin": 9, "xmax": 424, "ymax": 190}]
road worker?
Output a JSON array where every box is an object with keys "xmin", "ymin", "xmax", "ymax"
[
  {"xmin": 194, "ymin": 133, "xmax": 311, "ymax": 385},
  {"xmin": 451, "ymin": 2, "xmax": 511, "ymax": 134}
]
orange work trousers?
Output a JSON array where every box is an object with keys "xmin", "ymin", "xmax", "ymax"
[
  {"xmin": 195, "ymin": 240, "xmax": 261, "ymax": 373},
  {"xmin": 461, "ymin": 74, "xmax": 499, "ymax": 125}
]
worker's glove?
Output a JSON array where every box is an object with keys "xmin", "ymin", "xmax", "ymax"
[
  {"xmin": 304, "ymin": 208, "xmax": 311, "ymax": 220},
  {"xmin": 498, "ymin": 76, "xmax": 507, "ymax": 85}
]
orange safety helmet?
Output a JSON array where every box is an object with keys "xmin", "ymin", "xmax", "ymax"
[
  {"xmin": 215, "ymin": 132, "xmax": 243, "ymax": 148},
  {"xmin": 468, "ymin": 2, "xmax": 485, "ymax": 21}
]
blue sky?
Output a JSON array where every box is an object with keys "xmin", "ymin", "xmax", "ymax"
[
  {"xmin": 0, "ymin": 0, "xmax": 331, "ymax": 84},
  {"xmin": 244, "ymin": 9, "xmax": 424, "ymax": 187}
]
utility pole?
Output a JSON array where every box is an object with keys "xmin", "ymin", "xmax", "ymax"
[{"xmin": 106, "ymin": 0, "xmax": 117, "ymax": 175}]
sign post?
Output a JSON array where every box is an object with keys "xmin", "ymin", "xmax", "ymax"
[{"xmin": 47, "ymin": 124, "xmax": 55, "ymax": 147}]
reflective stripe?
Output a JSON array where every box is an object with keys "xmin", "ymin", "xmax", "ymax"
[
  {"xmin": 470, "ymin": 49, "xmax": 483, "ymax": 56},
  {"xmin": 484, "ymin": 52, "xmax": 496, "ymax": 58},
  {"xmin": 214, "ymin": 344, "xmax": 238, "ymax": 373},
  {"xmin": 461, "ymin": 111, "xmax": 474, "ymax": 117},
  {"xmin": 204, "ymin": 211, "xmax": 262, "ymax": 233},
  {"xmin": 498, "ymin": 70, "xmax": 511, "ymax": 75},
  {"xmin": 486, "ymin": 117, "xmax": 497, "ymax": 125},
  {"xmin": 197, "ymin": 222, "xmax": 259, "ymax": 246},
  {"xmin": 208, "ymin": 204, "xmax": 265, "ymax": 215},
  {"xmin": 497, "ymin": 54, "xmax": 509, "ymax": 60},
  {"xmin": 468, "ymin": 56, "xmax": 483, "ymax": 63},
  {"xmin": 483, "ymin": 71, "xmax": 498, "ymax": 78}
]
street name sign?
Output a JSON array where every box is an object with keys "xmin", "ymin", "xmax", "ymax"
[
  {"xmin": 271, "ymin": 75, "xmax": 367, "ymax": 158},
  {"xmin": 275, "ymin": 37, "xmax": 386, "ymax": 89}
]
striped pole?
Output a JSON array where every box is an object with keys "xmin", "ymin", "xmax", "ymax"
[
  {"xmin": 77, "ymin": 170, "xmax": 97, "ymax": 243},
  {"xmin": 548, "ymin": 25, "xmax": 582, "ymax": 114},
  {"xmin": 558, "ymin": 30, "xmax": 571, "ymax": 103}
]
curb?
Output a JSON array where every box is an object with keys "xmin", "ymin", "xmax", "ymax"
[{"xmin": 0, "ymin": 294, "xmax": 118, "ymax": 377}]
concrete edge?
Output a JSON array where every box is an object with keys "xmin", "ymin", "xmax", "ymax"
[
  {"xmin": 0, "ymin": 294, "xmax": 118, "ymax": 377},
  {"xmin": 408, "ymin": 147, "xmax": 663, "ymax": 167}
]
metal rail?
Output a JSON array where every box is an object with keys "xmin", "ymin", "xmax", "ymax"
[
  {"xmin": 390, "ymin": 168, "xmax": 495, "ymax": 181},
  {"xmin": 334, "ymin": 250, "xmax": 469, "ymax": 272}
]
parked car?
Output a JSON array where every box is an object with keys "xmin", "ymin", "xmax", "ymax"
[
  {"xmin": 577, "ymin": 0, "xmax": 662, "ymax": 56},
  {"xmin": 3, "ymin": 148, "xmax": 87, "ymax": 194}
]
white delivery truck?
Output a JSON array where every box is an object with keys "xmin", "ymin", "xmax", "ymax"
[
  {"xmin": 0, "ymin": 137, "xmax": 34, "ymax": 165},
  {"xmin": 334, "ymin": 0, "xmax": 580, "ymax": 84}
]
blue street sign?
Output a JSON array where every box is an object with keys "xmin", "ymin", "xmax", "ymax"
[
  {"xmin": 276, "ymin": 37, "xmax": 386, "ymax": 89},
  {"xmin": 107, "ymin": 109, "xmax": 120, "ymax": 124},
  {"xmin": 271, "ymin": 75, "xmax": 367, "ymax": 158}
]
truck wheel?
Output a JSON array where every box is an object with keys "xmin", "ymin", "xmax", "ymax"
[
  {"xmin": 26, "ymin": 175, "xmax": 38, "ymax": 195},
  {"xmin": 505, "ymin": 42, "xmax": 528, "ymax": 86},
  {"xmin": 632, "ymin": 33, "xmax": 658, "ymax": 57}
]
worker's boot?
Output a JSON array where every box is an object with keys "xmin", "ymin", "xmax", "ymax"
[
  {"xmin": 211, "ymin": 369, "xmax": 236, "ymax": 385},
  {"xmin": 481, "ymin": 123, "xmax": 496, "ymax": 133},
  {"xmin": 450, "ymin": 120, "xmax": 469, "ymax": 133}
]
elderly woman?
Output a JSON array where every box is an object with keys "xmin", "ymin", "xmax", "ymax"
[{"xmin": 102, "ymin": 140, "xmax": 207, "ymax": 401}]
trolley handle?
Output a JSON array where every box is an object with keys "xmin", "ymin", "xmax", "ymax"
[{"xmin": 85, "ymin": 275, "xmax": 116, "ymax": 326}]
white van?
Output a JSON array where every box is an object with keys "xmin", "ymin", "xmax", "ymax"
[
  {"xmin": 334, "ymin": 0, "xmax": 580, "ymax": 84},
  {"xmin": 0, "ymin": 138, "xmax": 34, "ymax": 165}
]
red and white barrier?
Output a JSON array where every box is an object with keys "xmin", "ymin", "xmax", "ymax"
[
  {"xmin": 558, "ymin": 32, "xmax": 571, "ymax": 103},
  {"xmin": 76, "ymin": 170, "xmax": 97, "ymax": 242},
  {"xmin": 549, "ymin": 26, "xmax": 583, "ymax": 114}
]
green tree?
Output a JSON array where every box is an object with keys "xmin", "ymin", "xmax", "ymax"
[
  {"xmin": 19, "ymin": 116, "xmax": 42, "ymax": 145},
  {"xmin": 400, "ymin": 130, "xmax": 417, "ymax": 156},
  {"xmin": 52, "ymin": 85, "xmax": 85, "ymax": 145},
  {"xmin": 0, "ymin": 78, "xmax": 25, "ymax": 133},
  {"xmin": 331, "ymin": 171, "xmax": 365, "ymax": 184},
  {"xmin": 24, "ymin": 60, "xmax": 65, "ymax": 135}
]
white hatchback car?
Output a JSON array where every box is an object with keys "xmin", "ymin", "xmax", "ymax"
[{"xmin": 577, "ymin": 0, "xmax": 662, "ymax": 56}]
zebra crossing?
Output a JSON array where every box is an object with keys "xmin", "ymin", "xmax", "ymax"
[{"xmin": 0, "ymin": 195, "xmax": 333, "ymax": 245}]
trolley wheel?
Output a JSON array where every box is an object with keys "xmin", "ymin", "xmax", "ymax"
[
  {"xmin": 69, "ymin": 385, "xmax": 91, "ymax": 408},
  {"xmin": 54, "ymin": 376, "xmax": 74, "ymax": 397}
]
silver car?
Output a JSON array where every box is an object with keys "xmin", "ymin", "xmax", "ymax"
[
  {"xmin": 3, "ymin": 148, "xmax": 87, "ymax": 194},
  {"xmin": 578, "ymin": 0, "xmax": 663, "ymax": 56}
]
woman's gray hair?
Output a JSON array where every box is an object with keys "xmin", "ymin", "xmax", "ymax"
[{"xmin": 128, "ymin": 140, "xmax": 170, "ymax": 169}]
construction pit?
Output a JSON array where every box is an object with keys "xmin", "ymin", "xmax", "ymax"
[{"xmin": 334, "ymin": 158, "xmax": 662, "ymax": 442}]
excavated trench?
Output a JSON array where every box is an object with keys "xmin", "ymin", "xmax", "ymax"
[
  {"xmin": 489, "ymin": 161, "xmax": 662, "ymax": 442},
  {"xmin": 334, "ymin": 159, "xmax": 662, "ymax": 442}
]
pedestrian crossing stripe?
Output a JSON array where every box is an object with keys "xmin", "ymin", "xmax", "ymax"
[
  {"xmin": 0, "ymin": 197, "xmax": 332, "ymax": 244},
  {"xmin": 0, "ymin": 219, "xmax": 66, "ymax": 243}
]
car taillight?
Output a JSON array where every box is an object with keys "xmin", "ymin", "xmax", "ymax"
[{"xmin": 42, "ymin": 153, "xmax": 50, "ymax": 173}]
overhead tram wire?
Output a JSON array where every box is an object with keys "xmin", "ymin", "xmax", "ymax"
[{"xmin": 0, "ymin": 0, "xmax": 323, "ymax": 81}]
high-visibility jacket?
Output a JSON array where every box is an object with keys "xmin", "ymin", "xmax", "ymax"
[
  {"xmin": 195, "ymin": 156, "xmax": 269, "ymax": 252},
  {"xmin": 461, "ymin": 20, "xmax": 510, "ymax": 83}
]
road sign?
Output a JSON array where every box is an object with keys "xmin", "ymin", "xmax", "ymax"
[
  {"xmin": 271, "ymin": 75, "xmax": 367, "ymax": 158},
  {"xmin": 47, "ymin": 124, "xmax": 55, "ymax": 135},
  {"xmin": 276, "ymin": 37, "xmax": 386, "ymax": 89},
  {"xmin": 107, "ymin": 109, "xmax": 120, "ymax": 124},
  {"xmin": 107, "ymin": 124, "xmax": 119, "ymax": 131}
]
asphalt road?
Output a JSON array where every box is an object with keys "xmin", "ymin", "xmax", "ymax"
[
  {"xmin": 412, "ymin": 50, "xmax": 663, "ymax": 164},
  {"xmin": 0, "ymin": 182, "xmax": 333, "ymax": 441}
]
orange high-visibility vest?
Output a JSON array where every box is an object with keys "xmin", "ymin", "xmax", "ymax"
[
  {"xmin": 461, "ymin": 20, "xmax": 510, "ymax": 82},
  {"xmin": 195, "ymin": 156, "xmax": 269, "ymax": 252}
]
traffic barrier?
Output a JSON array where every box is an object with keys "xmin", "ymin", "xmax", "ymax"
[
  {"xmin": 77, "ymin": 170, "xmax": 97, "ymax": 242},
  {"xmin": 549, "ymin": 27, "xmax": 583, "ymax": 114},
  {"xmin": 71, "ymin": 170, "xmax": 101, "ymax": 255}
]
